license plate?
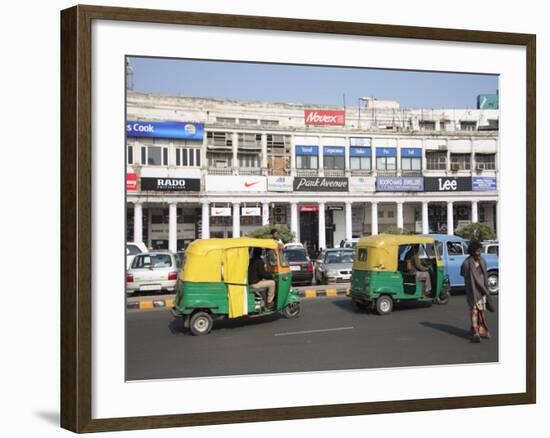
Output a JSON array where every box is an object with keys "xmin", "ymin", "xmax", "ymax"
[
  {"xmin": 290, "ymin": 265, "xmax": 301, "ymax": 271},
  {"xmin": 141, "ymin": 284, "xmax": 161, "ymax": 291}
]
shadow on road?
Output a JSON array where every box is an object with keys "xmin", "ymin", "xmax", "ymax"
[
  {"xmin": 420, "ymin": 321, "xmax": 471, "ymax": 340},
  {"xmin": 332, "ymin": 298, "xmax": 433, "ymax": 315},
  {"xmin": 168, "ymin": 312, "xmax": 283, "ymax": 335}
]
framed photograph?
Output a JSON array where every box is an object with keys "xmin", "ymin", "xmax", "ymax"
[{"xmin": 61, "ymin": 4, "xmax": 536, "ymax": 433}]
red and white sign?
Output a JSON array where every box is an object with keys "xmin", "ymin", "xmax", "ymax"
[
  {"xmin": 205, "ymin": 175, "xmax": 267, "ymax": 192},
  {"xmin": 211, "ymin": 207, "xmax": 231, "ymax": 217},
  {"xmin": 241, "ymin": 207, "xmax": 261, "ymax": 216},
  {"xmin": 126, "ymin": 173, "xmax": 137, "ymax": 191},
  {"xmin": 304, "ymin": 110, "xmax": 345, "ymax": 126},
  {"xmin": 299, "ymin": 205, "xmax": 319, "ymax": 212}
]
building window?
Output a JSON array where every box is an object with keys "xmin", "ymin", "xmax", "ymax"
[
  {"xmin": 401, "ymin": 157, "xmax": 421, "ymax": 171},
  {"xmin": 238, "ymin": 118, "xmax": 258, "ymax": 126},
  {"xmin": 296, "ymin": 155, "xmax": 318, "ymax": 169},
  {"xmin": 426, "ymin": 151, "xmax": 447, "ymax": 170},
  {"xmin": 238, "ymin": 133, "xmax": 262, "ymax": 148},
  {"xmin": 376, "ymin": 156, "xmax": 396, "ymax": 171},
  {"xmin": 324, "ymin": 155, "xmax": 345, "ymax": 170},
  {"xmin": 176, "ymin": 148, "xmax": 201, "ymax": 167},
  {"xmin": 350, "ymin": 155, "xmax": 371, "ymax": 170},
  {"xmin": 207, "ymin": 152, "xmax": 232, "ymax": 168},
  {"xmin": 450, "ymin": 153, "xmax": 471, "ymax": 170},
  {"xmin": 140, "ymin": 146, "xmax": 168, "ymax": 166},
  {"xmin": 475, "ymin": 153, "xmax": 496, "ymax": 170},
  {"xmin": 238, "ymin": 152, "xmax": 261, "ymax": 168},
  {"xmin": 207, "ymin": 131, "xmax": 233, "ymax": 147},
  {"xmin": 127, "ymin": 145, "xmax": 133, "ymax": 165},
  {"xmin": 419, "ymin": 120, "xmax": 436, "ymax": 131},
  {"xmin": 460, "ymin": 121, "xmax": 477, "ymax": 131},
  {"xmin": 260, "ymin": 120, "xmax": 279, "ymax": 126}
]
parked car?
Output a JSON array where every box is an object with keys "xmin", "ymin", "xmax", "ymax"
[
  {"xmin": 482, "ymin": 241, "xmax": 499, "ymax": 256},
  {"xmin": 126, "ymin": 251, "xmax": 180, "ymax": 295},
  {"xmin": 126, "ymin": 241, "xmax": 148, "ymax": 269},
  {"xmin": 283, "ymin": 247, "xmax": 314, "ymax": 286},
  {"xmin": 284, "ymin": 242, "xmax": 304, "ymax": 249},
  {"xmin": 424, "ymin": 234, "xmax": 499, "ymax": 294},
  {"xmin": 314, "ymin": 248, "xmax": 355, "ymax": 284}
]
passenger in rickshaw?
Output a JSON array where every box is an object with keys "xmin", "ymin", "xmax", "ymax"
[
  {"xmin": 404, "ymin": 245, "xmax": 432, "ymax": 297},
  {"xmin": 248, "ymin": 247, "xmax": 276, "ymax": 308}
]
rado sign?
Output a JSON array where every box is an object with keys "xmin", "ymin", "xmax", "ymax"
[
  {"xmin": 424, "ymin": 177, "xmax": 472, "ymax": 192},
  {"xmin": 293, "ymin": 177, "xmax": 348, "ymax": 192},
  {"xmin": 140, "ymin": 177, "xmax": 201, "ymax": 192}
]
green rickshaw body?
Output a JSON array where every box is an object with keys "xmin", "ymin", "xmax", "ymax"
[
  {"xmin": 350, "ymin": 234, "xmax": 450, "ymax": 314},
  {"xmin": 172, "ymin": 237, "xmax": 301, "ymax": 334}
]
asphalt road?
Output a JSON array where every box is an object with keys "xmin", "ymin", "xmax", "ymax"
[{"xmin": 126, "ymin": 293, "xmax": 498, "ymax": 381}]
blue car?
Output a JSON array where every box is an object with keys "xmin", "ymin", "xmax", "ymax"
[{"xmin": 423, "ymin": 234, "xmax": 499, "ymax": 294}]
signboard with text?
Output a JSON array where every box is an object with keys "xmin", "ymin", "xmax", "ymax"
[
  {"xmin": 293, "ymin": 177, "xmax": 349, "ymax": 192},
  {"xmin": 205, "ymin": 175, "xmax": 267, "ymax": 192},
  {"xmin": 126, "ymin": 120, "xmax": 204, "ymax": 140},
  {"xmin": 424, "ymin": 177, "xmax": 472, "ymax": 192},
  {"xmin": 126, "ymin": 173, "xmax": 137, "ymax": 191},
  {"xmin": 472, "ymin": 176, "xmax": 497, "ymax": 191},
  {"xmin": 376, "ymin": 177, "xmax": 424, "ymax": 192},
  {"xmin": 140, "ymin": 177, "xmax": 200, "ymax": 192},
  {"xmin": 304, "ymin": 110, "xmax": 345, "ymax": 126}
]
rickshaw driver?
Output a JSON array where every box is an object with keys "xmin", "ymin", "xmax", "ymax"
[
  {"xmin": 248, "ymin": 248, "xmax": 276, "ymax": 308},
  {"xmin": 405, "ymin": 245, "xmax": 432, "ymax": 297}
]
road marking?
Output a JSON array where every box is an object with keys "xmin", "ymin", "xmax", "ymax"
[
  {"xmin": 304, "ymin": 290, "xmax": 317, "ymax": 298},
  {"xmin": 139, "ymin": 301, "xmax": 154, "ymax": 310},
  {"xmin": 326, "ymin": 289, "xmax": 338, "ymax": 297},
  {"xmin": 274, "ymin": 327, "xmax": 354, "ymax": 337}
]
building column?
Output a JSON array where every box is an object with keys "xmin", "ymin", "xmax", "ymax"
[
  {"xmin": 232, "ymin": 202, "xmax": 240, "ymax": 238},
  {"xmin": 371, "ymin": 201, "xmax": 379, "ymax": 236},
  {"xmin": 318, "ymin": 143, "xmax": 324, "ymax": 177},
  {"xmin": 133, "ymin": 202, "xmax": 143, "ymax": 244},
  {"xmin": 169, "ymin": 202, "xmax": 177, "ymax": 252},
  {"xmin": 232, "ymin": 131, "xmax": 239, "ymax": 175},
  {"xmin": 422, "ymin": 201, "xmax": 429, "ymax": 234},
  {"xmin": 471, "ymin": 200, "xmax": 479, "ymax": 224},
  {"xmin": 290, "ymin": 202, "xmax": 299, "ymax": 242},
  {"xmin": 495, "ymin": 200, "xmax": 500, "ymax": 241},
  {"xmin": 447, "ymin": 201, "xmax": 454, "ymax": 236},
  {"xmin": 396, "ymin": 201, "xmax": 404, "ymax": 230},
  {"xmin": 318, "ymin": 202, "xmax": 326, "ymax": 250},
  {"xmin": 345, "ymin": 201, "xmax": 353, "ymax": 241},
  {"xmin": 261, "ymin": 133, "xmax": 268, "ymax": 174},
  {"xmin": 262, "ymin": 202, "xmax": 270, "ymax": 226},
  {"xmin": 201, "ymin": 201, "xmax": 210, "ymax": 239},
  {"xmin": 344, "ymin": 139, "xmax": 351, "ymax": 175}
]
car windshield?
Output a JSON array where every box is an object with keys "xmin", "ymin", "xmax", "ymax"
[
  {"xmin": 132, "ymin": 254, "xmax": 173, "ymax": 269},
  {"xmin": 284, "ymin": 249, "xmax": 308, "ymax": 262},
  {"xmin": 325, "ymin": 250, "xmax": 355, "ymax": 264}
]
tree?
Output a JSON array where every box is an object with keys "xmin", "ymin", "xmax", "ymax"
[
  {"xmin": 247, "ymin": 224, "xmax": 295, "ymax": 243},
  {"xmin": 384, "ymin": 226, "xmax": 410, "ymax": 235},
  {"xmin": 455, "ymin": 222, "xmax": 496, "ymax": 241}
]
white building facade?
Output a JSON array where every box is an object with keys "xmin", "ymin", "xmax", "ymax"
[{"xmin": 126, "ymin": 92, "xmax": 499, "ymax": 253}]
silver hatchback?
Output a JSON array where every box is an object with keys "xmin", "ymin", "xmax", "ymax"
[{"xmin": 126, "ymin": 251, "xmax": 180, "ymax": 295}]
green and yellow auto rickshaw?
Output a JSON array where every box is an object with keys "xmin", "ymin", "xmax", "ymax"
[
  {"xmin": 172, "ymin": 237, "xmax": 301, "ymax": 335},
  {"xmin": 349, "ymin": 234, "xmax": 450, "ymax": 315}
]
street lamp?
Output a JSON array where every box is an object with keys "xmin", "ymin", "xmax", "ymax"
[{"xmin": 357, "ymin": 97, "xmax": 370, "ymax": 128}]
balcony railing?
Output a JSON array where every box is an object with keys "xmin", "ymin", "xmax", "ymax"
[
  {"xmin": 295, "ymin": 169, "xmax": 319, "ymax": 177},
  {"xmin": 207, "ymin": 167, "xmax": 232, "ymax": 175},
  {"xmin": 324, "ymin": 169, "xmax": 346, "ymax": 177},
  {"xmin": 350, "ymin": 170, "xmax": 373, "ymax": 176},
  {"xmin": 238, "ymin": 168, "xmax": 263, "ymax": 175}
]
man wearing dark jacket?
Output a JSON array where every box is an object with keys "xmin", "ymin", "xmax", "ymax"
[{"xmin": 248, "ymin": 248, "xmax": 276, "ymax": 308}]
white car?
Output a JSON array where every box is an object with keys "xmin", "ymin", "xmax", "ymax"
[
  {"xmin": 126, "ymin": 241, "xmax": 148, "ymax": 269},
  {"xmin": 126, "ymin": 251, "xmax": 180, "ymax": 295},
  {"xmin": 284, "ymin": 242, "xmax": 304, "ymax": 250}
]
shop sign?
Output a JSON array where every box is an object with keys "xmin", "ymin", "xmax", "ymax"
[
  {"xmin": 304, "ymin": 109, "xmax": 345, "ymax": 126},
  {"xmin": 323, "ymin": 146, "xmax": 345, "ymax": 156},
  {"xmin": 376, "ymin": 148, "xmax": 397, "ymax": 157},
  {"xmin": 293, "ymin": 177, "xmax": 349, "ymax": 192},
  {"xmin": 472, "ymin": 176, "xmax": 497, "ymax": 191},
  {"xmin": 349, "ymin": 176, "xmax": 375, "ymax": 192},
  {"xmin": 327, "ymin": 206, "xmax": 344, "ymax": 211},
  {"xmin": 126, "ymin": 173, "xmax": 137, "ymax": 191},
  {"xmin": 424, "ymin": 177, "xmax": 472, "ymax": 192},
  {"xmin": 205, "ymin": 175, "xmax": 267, "ymax": 192},
  {"xmin": 295, "ymin": 145, "xmax": 319, "ymax": 156},
  {"xmin": 140, "ymin": 177, "xmax": 200, "ymax": 191},
  {"xmin": 401, "ymin": 148, "xmax": 422, "ymax": 157},
  {"xmin": 299, "ymin": 205, "xmax": 319, "ymax": 212},
  {"xmin": 211, "ymin": 207, "xmax": 231, "ymax": 217},
  {"xmin": 267, "ymin": 176, "xmax": 294, "ymax": 192},
  {"xmin": 350, "ymin": 137, "xmax": 371, "ymax": 147},
  {"xmin": 376, "ymin": 177, "xmax": 424, "ymax": 192},
  {"xmin": 242, "ymin": 207, "xmax": 261, "ymax": 216},
  {"xmin": 126, "ymin": 120, "xmax": 204, "ymax": 140},
  {"xmin": 350, "ymin": 147, "xmax": 372, "ymax": 157}
]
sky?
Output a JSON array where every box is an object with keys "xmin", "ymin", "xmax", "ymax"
[{"xmin": 128, "ymin": 57, "xmax": 498, "ymax": 110}]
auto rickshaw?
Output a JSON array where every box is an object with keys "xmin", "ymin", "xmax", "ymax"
[
  {"xmin": 349, "ymin": 234, "xmax": 450, "ymax": 315},
  {"xmin": 172, "ymin": 237, "xmax": 301, "ymax": 335}
]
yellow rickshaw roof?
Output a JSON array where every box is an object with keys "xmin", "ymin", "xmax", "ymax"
[
  {"xmin": 185, "ymin": 237, "xmax": 278, "ymax": 255},
  {"xmin": 357, "ymin": 234, "xmax": 435, "ymax": 248}
]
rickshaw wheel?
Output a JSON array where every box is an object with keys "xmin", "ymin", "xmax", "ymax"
[
  {"xmin": 375, "ymin": 296, "xmax": 393, "ymax": 315},
  {"xmin": 190, "ymin": 311, "xmax": 213, "ymax": 336},
  {"xmin": 282, "ymin": 302, "xmax": 301, "ymax": 319}
]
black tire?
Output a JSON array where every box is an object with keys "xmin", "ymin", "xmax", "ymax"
[
  {"xmin": 282, "ymin": 302, "xmax": 301, "ymax": 319},
  {"xmin": 375, "ymin": 295, "xmax": 393, "ymax": 315},
  {"xmin": 487, "ymin": 271, "xmax": 499, "ymax": 295},
  {"xmin": 189, "ymin": 311, "xmax": 213, "ymax": 336}
]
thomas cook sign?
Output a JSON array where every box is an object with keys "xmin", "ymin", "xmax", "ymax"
[
  {"xmin": 293, "ymin": 177, "xmax": 348, "ymax": 192},
  {"xmin": 141, "ymin": 177, "xmax": 200, "ymax": 192}
]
